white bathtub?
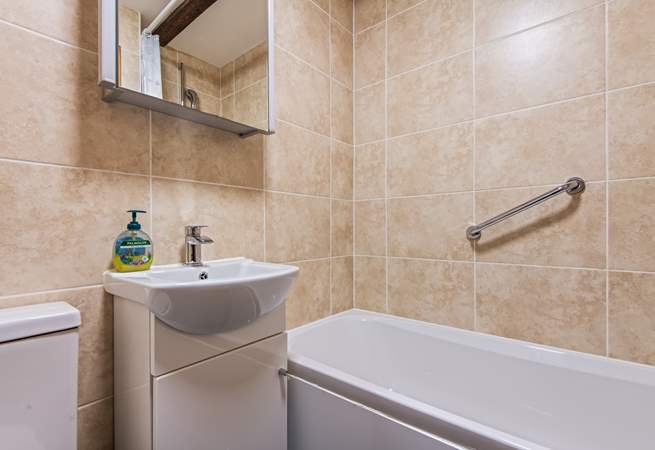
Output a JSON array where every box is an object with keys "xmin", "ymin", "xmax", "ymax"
[{"xmin": 287, "ymin": 310, "xmax": 655, "ymax": 450}]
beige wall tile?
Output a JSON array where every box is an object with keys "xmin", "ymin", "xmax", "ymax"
[
  {"xmin": 313, "ymin": 0, "xmax": 330, "ymax": 13},
  {"xmin": 276, "ymin": 49, "xmax": 331, "ymax": 136},
  {"xmin": 476, "ymin": 6, "xmax": 605, "ymax": 117},
  {"xmin": 354, "ymin": 257, "xmax": 387, "ymax": 312},
  {"xmin": 118, "ymin": 5, "xmax": 140, "ymax": 54},
  {"xmin": 235, "ymin": 41, "xmax": 268, "ymax": 91},
  {"xmin": 332, "ymin": 200, "xmax": 354, "ymax": 256},
  {"xmin": 0, "ymin": 0, "xmax": 97, "ymax": 51},
  {"xmin": 332, "ymin": 82, "xmax": 354, "ymax": 144},
  {"xmin": 234, "ymin": 79, "xmax": 268, "ymax": 126},
  {"xmin": 0, "ymin": 22, "xmax": 149, "ymax": 174},
  {"xmin": 78, "ymin": 397, "xmax": 114, "ymax": 450},
  {"xmin": 388, "ymin": 0, "xmax": 472, "ymax": 76},
  {"xmin": 608, "ymin": 84, "xmax": 655, "ymax": 179},
  {"xmin": 388, "ymin": 0, "xmax": 423, "ymax": 17},
  {"xmin": 265, "ymin": 121, "xmax": 331, "ymax": 196},
  {"xmin": 355, "ymin": 142, "xmax": 385, "ymax": 200},
  {"xmin": 388, "ymin": 123, "xmax": 473, "ymax": 196},
  {"xmin": 608, "ymin": 0, "xmax": 655, "ymax": 89},
  {"xmin": 476, "ymin": 95, "xmax": 605, "ymax": 189},
  {"xmin": 0, "ymin": 287, "xmax": 113, "ymax": 406},
  {"xmin": 355, "ymin": 200, "xmax": 386, "ymax": 256},
  {"xmin": 609, "ymin": 271, "xmax": 655, "ymax": 365},
  {"xmin": 477, "ymin": 264, "xmax": 606, "ymax": 354},
  {"xmin": 151, "ymin": 112, "xmax": 263, "ymax": 188},
  {"xmin": 476, "ymin": 183, "xmax": 606, "ymax": 268},
  {"xmin": 178, "ymin": 51, "xmax": 220, "ymax": 98},
  {"xmin": 388, "ymin": 194, "xmax": 474, "ymax": 260},
  {"xmin": 266, "ymin": 193, "xmax": 331, "ymax": 262},
  {"xmin": 120, "ymin": 49, "xmax": 141, "ymax": 92},
  {"xmin": 388, "ymin": 258, "xmax": 474, "ymax": 328},
  {"xmin": 0, "ymin": 162, "xmax": 148, "ymax": 296},
  {"xmin": 388, "ymin": 52, "xmax": 473, "ymax": 137},
  {"xmin": 152, "ymin": 178, "xmax": 264, "ymax": 264},
  {"xmin": 475, "ymin": 0, "xmax": 599, "ymax": 44},
  {"xmin": 355, "ymin": 23, "xmax": 386, "ymax": 89},
  {"xmin": 332, "ymin": 256, "xmax": 354, "ymax": 313},
  {"xmin": 609, "ymin": 179, "xmax": 655, "ymax": 272},
  {"xmin": 220, "ymin": 61, "xmax": 236, "ymax": 98},
  {"xmin": 276, "ymin": 0, "xmax": 330, "ymax": 73},
  {"xmin": 286, "ymin": 259, "xmax": 331, "ymax": 329},
  {"xmin": 332, "ymin": 140, "xmax": 354, "ymax": 199},
  {"xmin": 161, "ymin": 46, "xmax": 179, "ymax": 84},
  {"xmin": 355, "ymin": 82, "xmax": 386, "ymax": 144},
  {"xmin": 331, "ymin": 21, "xmax": 354, "ymax": 89},
  {"xmin": 355, "ymin": 0, "xmax": 386, "ymax": 32},
  {"xmin": 331, "ymin": 0, "xmax": 353, "ymax": 31}
]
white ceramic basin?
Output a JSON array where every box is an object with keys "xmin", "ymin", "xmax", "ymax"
[{"xmin": 104, "ymin": 257, "xmax": 299, "ymax": 335}]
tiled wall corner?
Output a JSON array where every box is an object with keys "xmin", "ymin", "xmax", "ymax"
[{"xmin": 353, "ymin": 0, "xmax": 655, "ymax": 366}]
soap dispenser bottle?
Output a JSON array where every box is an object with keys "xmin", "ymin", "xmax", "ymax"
[{"xmin": 112, "ymin": 210, "xmax": 153, "ymax": 272}]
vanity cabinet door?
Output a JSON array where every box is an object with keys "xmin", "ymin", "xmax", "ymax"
[{"xmin": 152, "ymin": 333, "xmax": 287, "ymax": 450}]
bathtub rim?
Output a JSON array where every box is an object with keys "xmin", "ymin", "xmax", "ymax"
[{"xmin": 288, "ymin": 309, "xmax": 655, "ymax": 450}]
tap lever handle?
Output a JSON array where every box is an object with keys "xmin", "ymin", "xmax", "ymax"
[{"xmin": 185, "ymin": 225, "xmax": 208, "ymax": 236}]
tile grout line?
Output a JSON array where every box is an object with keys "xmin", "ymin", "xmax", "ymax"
[
  {"xmin": 0, "ymin": 284, "xmax": 105, "ymax": 301},
  {"xmin": 352, "ymin": 0, "xmax": 357, "ymax": 310},
  {"xmin": 384, "ymin": 0, "xmax": 390, "ymax": 314},
  {"xmin": 472, "ymin": 0, "xmax": 478, "ymax": 332},
  {"xmin": 604, "ymin": 0, "xmax": 610, "ymax": 358},
  {"xmin": 148, "ymin": 111, "xmax": 154, "ymax": 238},
  {"xmin": 0, "ymin": 18, "xmax": 98, "ymax": 55},
  {"xmin": 275, "ymin": 44, "xmax": 352, "ymax": 93},
  {"xmin": 329, "ymin": 0, "xmax": 334, "ymax": 315}
]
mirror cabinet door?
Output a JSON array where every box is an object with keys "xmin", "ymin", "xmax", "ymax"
[{"xmin": 112, "ymin": 0, "xmax": 271, "ymax": 134}]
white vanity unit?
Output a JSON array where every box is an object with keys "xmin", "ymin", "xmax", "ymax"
[{"xmin": 104, "ymin": 258, "xmax": 298, "ymax": 450}]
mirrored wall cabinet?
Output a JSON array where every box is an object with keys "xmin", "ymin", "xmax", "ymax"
[{"xmin": 99, "ymin": 0, "xmax": 274, "ymax": 137}]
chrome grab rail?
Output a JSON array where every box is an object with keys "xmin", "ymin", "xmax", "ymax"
[{"xmin": 466, "ymin": 177, "xmax": 586, "ymax": 241}]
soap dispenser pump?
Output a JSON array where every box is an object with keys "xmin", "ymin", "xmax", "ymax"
[{"xmin": 112, "ymin": 210, "xmax": 153, "ymax": 272}]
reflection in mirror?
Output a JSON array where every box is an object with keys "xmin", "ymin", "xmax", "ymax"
[{"xmin": 117, "ymin": 0, "xmax": 269, "ymax": 131}]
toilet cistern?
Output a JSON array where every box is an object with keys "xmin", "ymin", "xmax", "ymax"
[{"xmin": 185, "ymin": 225, "xmax": 213, "ymax": 266}]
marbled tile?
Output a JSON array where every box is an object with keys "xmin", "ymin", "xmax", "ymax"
[
  {"xmin": 235, "ymin": 41, "xmax": 268, "ymax": 91},
  {"xmin": 266, "ymin": 193, "xmax": 331, "ymax": 262},
  {"xmin": 355, "ymin": 22, "xmax": 385, "ymax": 89},
  {"xmin": 161, "ymin": 46, "xmax": 179, "ymax": 84},
  {"xmin": 354, "ymin": 257, "xmax": 387, "ymax": 312},
  {"xmin": 234, "ymin": 79, "xmax": 268, "ymax": 126},
  {"xmin": 609, "ymin": 271, "xmax": 655, "ymax": 366},
  {"xmin": 152, "ymin": 178, "xmax": 264, "ymax": 264},
  {"xmin": 355, "ymin": 0, "xmax": 386, "ymax": 32},
  {"xmin": 265, "ymin": 121, "xmax": 331, "ymax": 196},
  {"xmin": 476, "ymin": 95, "xmax": 605, "ymax": 189},
  {"xmin": 332, "ymin": 81, "xmax": 354, "ymax": 144},
  {"xmin": 475, "ymin": 0, "xmax": 600, "ymax": 44},
  {"xmin": 0, "ymin": 287, "xmax": 113, "ymax": 406},
  {"xmin": 355, "ymin": 200, "xmax": 386, "ymax": 256},
  {"xmin": 78, "ymin": 397, "xmax": 113, "ymax": 450},
  {"xmin": 0, "ymin": 0, "xmax": 98, "ymax": 51},
  {"xmin": 332, "ymin": 140, "xmax": 354, "ymax": 200},
  {"xmin": 0, "ymin": 21, "xmax": 149, "ymax": 173},
  {"xmin": 276, "ymin": 0, "xmax": 330, "ymax": 73},
  {"xmin": 476, "ymin": 5, "xmax": 605, "ymax": 117},
  {"xmin": 476, "ymin": 183, "xmax": 606, "ymax": 268},
  {"xmin": 331, "ymin": 0, "xmax": 354, "ymax": 31},
  {"xmin": 332, "ymin": 256, "xmax": 354, "ymax": 313},
  {"xmin": 388, "ymin": 0, "xmax": 472, "ymax": 76},
  {"xmin": 388, "ymin": 258, "xmax": 474, "ymax": 329},
  {"xmin": 178, "ymin": 51, "xmax": 220, "ymax": 98},
  {"xmin": 608, "ymin": 0, "xmax": 655, "ymax": 89},
  {"xmin": 118, "ymin": 5, "xmax": 140, "ymax": 54},
  {"xmin": 355, "ymin": 142, "xmax": 385, "ymax": 200},
  {"xmin": 608, "ymin": 84, "xmax": 655, "ymax": 179},
  {"xmin": 609, "ymin": 179, "xmax": 655, "ymax": 272},
  {"xmin": 388, "ymin": 193, "xmax": 474, "ymax": 260},
  {"xmin": 355, "ymin": 82, "xmax": 386, "ymax": 144},
  {"xmin": 286, "ymin": 259, "xmax": 331, "ymax": 329},
  {"xmin": 276, "ymin": 48, "xmax": 331, "ymax": 136},
  {"xmin": 332, "ymin": 200, "xmax": 353, "ymax": 257},
  {"xmin": 388, "ymin": 52, "xmax": 473, "ymax": 137},
  {"xmin": 151, "ymin": 112, "xmax": 263, "ymax": 188},
  {"xmin": 119, "ymin": 49, "xmax": 140, "ymax": 92},
  {"xmin": 477, "ymin": 264, "xmax": 606, "ymax": 354},
  {"xmin": 387, "ymin": 0, "xmax": 423, "ymax": 17},
  {"xmin": 220, "ymin": 61, "xmax": 235, "ymax": 98},
  {"xmin": 331, "ymin": 20, "xmax": 353, "ymax": 89},
  {"xmin": 0, "ymin": 161, "xmax": 148, "ymax": 296},
  {"xmin": 388, "ymin": 123, "xmax": 473, "ymax": 196}
]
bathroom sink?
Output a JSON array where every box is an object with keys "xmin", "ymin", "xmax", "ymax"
[{"xmin": 104, "ymin": 258, "xmax": 299, "ymax": 335}]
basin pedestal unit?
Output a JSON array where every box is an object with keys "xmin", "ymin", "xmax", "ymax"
[{"xmin": 104, "ymin": 258, "xmax": 299, "ymax": 450}]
